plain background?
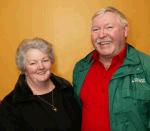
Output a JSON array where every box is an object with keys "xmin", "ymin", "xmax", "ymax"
[{"xmin": 0, "ymin": 0, "xmax": 150, "ymax": 99}]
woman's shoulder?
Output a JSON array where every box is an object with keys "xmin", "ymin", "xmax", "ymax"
[
  {"xmin": 0, "ymin": 91, "xmax": 15, "ymax": 122},
  {"xmin": 0, "ymin": 91, "xmax": 14, "ymax": 107},
  {"xmin": 51, "ymin": 73, "xmax": 72, "ymax": 89}
]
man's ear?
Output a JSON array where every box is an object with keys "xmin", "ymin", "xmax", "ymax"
[{"xmin": 124, "ymin": 25, "xmax": 129, "ymax": 37}]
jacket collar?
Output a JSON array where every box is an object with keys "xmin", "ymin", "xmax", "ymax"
[
  {"xmin": 78, "ymin": 44, "xmax": 141, "ymax": 70},
  {"xmin": 12, "ymin": 74, "xmax": 34, "ymax": 104},
  {"xmin": 122, "ymin": 44, "xmax": 140, "ymax": 66},
  {"xmin": 112, "ymin": 44, "xmax": 143, "ymax": 79},
  {"xmin": 12, "ymin": 73, "xmax": 69, "ymax": 104},
  {"xmin": 76, "ymin": 44, "xmax": 143, "ymax": 80}
]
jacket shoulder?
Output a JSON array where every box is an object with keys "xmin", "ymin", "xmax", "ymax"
[
  {"xmin": 138, "ymin": 50, "xmax": 150, "ymax": 82},
  {"xmin": 138, "ymin": 51, "xmax": 150, "ymax": 68},
  {"xmin": 73, "ymin": 51, "xmax": 93, "ymax": 72},
  {"xmin": 75, "ymin": 51, "xmax": 93, "ymax": 65},
  {"xmin": 0, "ymin": 91, "xmax": 14, "ymax": 106},
  {"xmin": 0, "ymin": 91, "xmax": 16, "ymax": 128},
  {"xmin": 139, "ymin": 51, "xmax": 150, "ymax": 61},
  {"xmin": 51, "ymin": 74, "xmax": 72, "ymax": 89}
]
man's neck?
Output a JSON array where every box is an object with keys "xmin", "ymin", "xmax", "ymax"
[{"xmin": 99, "ymin": 56, "xmax": 112, "ymax": 70}]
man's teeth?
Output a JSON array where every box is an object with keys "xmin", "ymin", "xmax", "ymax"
[
  {"xmin": 100, "ymin": 41, "xmax": 110, "ymax": 45},
  {"xmin": 96, "ymin": 40, "xmax": 111, "ymax": 45}
]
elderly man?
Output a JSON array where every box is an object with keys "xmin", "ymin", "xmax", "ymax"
[{"xmin": 73, "ymin": 6, "xmax": 150, "ymax": 131}]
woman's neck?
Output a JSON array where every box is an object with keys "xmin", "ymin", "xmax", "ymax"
[{"xmin": 26, "ymin": 78, "xmax": 55, "ymax": 95}]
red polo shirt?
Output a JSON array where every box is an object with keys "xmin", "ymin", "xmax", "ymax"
[{"xmin": 80, "ymin": 47, "xmax": 126, "ymax": 131}]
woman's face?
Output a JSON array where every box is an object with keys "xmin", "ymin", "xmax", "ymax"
[{"xmin": 24, "ymin": 49, "xmax": 52, "ymax": 84}]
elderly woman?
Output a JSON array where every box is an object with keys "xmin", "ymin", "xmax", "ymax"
[{"xmin": 0, "ymin": 38, "xmax": 81, "ymax": 130}]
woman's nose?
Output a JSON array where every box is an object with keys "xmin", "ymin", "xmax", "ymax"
[{"xmin": 38, "ymin": 62, "xmax": 44, "ymax": 69}]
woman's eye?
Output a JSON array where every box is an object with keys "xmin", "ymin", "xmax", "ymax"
[
  {"xmin": 43, "ymin": 59, "xmax": 49, "ymax": 62},
  {"xmin": 29, "ymin": 62, "xmax": 36, "ymax": 65}
]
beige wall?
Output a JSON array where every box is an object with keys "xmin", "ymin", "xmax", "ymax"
[{"xmin": 0, "ymin": 0, "xmax": 150, "ymax": 99}]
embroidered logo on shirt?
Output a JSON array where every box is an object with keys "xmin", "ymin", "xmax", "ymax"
[{"xmin": 132, "ymin": 78, "xmax": 146, "ymax": 83}]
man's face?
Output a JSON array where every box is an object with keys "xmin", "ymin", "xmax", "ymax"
[{"xmin": 91, "ymin": 12, "xmax": 128, "ymax": 59}]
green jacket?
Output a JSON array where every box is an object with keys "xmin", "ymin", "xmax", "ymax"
[{"xmin": 73, "ymin": 44, "xmax": 150, "ymax": 131}]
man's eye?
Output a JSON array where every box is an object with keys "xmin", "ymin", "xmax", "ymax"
[
  {"xmin": 92, "ymin": 28, "xmax": 99, "ymax": 32},
  {"xmin": 107, "ymin": 26, "xmax": 113, "ymax": 29}
]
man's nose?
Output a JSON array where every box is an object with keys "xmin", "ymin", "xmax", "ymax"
[{"xmin": 98, "ymin": 29, "xmax": 107, "ymax": 38}]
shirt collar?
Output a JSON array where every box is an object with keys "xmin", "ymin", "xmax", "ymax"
[{"xmin": 91, "ymin": 45, "xmax": 127, "ymax": 62}]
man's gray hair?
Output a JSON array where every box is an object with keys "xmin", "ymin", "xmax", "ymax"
[{"xmin": 92, "ymin": 6, "xmax": 128, "ymax": 27}]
